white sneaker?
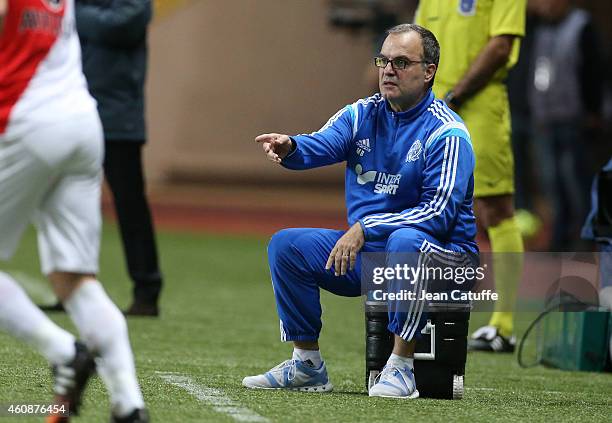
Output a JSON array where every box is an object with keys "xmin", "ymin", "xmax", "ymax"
[
  {"xmin": 242, "ymin": 359, "xmax": 333, "ymax": 392},
  {"xmin": 369, "ymin": 363, "xmax": 419, "ymax": 399}
]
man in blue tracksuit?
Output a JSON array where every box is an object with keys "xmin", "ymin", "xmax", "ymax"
[{"xmin": 243, "ymin": 24, "xmax": 478, "ymax": 399}]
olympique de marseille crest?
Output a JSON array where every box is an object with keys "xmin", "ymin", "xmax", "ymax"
[{"xmin": 406, "ymin": 140, "xmax": 423, "ymax": 163}]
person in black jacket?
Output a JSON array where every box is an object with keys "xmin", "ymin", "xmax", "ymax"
[{"xmin": 77, "ymin": 0, "xmax": 162, "ymax": 316}]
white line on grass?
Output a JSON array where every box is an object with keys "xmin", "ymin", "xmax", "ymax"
[
  {"xmin": 466, "ymin": 387, "xmax": 563, "ymax": 394},
  {"xmin": 156, "ymin": 372, "xmax": 270, "ymax": 422}
]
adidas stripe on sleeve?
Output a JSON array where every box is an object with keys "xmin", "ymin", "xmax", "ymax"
[{"xmin": 281, "ymin": 105, "xmax": 355, "ymax": 170}]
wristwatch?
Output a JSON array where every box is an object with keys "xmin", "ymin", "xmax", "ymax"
[{"xmin": 444, "ymin": 90, "xmax": 462, "ymax": 109}]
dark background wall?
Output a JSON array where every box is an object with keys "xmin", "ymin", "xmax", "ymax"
[{"xmin": 146, "ymin": 0, "xmax": 375, "ymax": 185}]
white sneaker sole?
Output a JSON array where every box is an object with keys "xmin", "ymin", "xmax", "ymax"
[
  {"xmin": 369, "ymin": 389, "xmax": 420, "ymax": 399},
  {"xmin": 243, "ymin": 380, "xmax": 333, "ymax": 393}
]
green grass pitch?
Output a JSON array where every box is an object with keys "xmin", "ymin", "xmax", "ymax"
[{"xmin": 1, "ymin": 223, "xmax": 611, "ymax": 422}]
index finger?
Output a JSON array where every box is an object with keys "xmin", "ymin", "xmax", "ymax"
[{"xmin": 255, "ymin": 133, "xmax": 279, "ymax": 143}]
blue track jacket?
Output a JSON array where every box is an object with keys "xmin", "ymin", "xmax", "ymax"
[{"xmin": 282, "ymin": 90, "xmax": 478, "ymax": 253}]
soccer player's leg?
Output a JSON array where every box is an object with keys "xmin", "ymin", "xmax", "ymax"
[
  {"xmin": 35, "ymin": 114, "xmax": 148, "ymax": 421},
  {"xmin": 464, "ymin": 89, "xmax": 524, "ymax": 352},
  {"xmin": 472, "ymin": 196, "xmax": 523, "ymax": 351},
  {"xmin": 0, "ymin": 134, "xmax": 96, "ymax": 421},
  {"xmin": 0, "ymin": 272, "xmax": 95, "ymax": 421},
  {"xmin": 243, "ymin": 228, "xmax": 366, "ymax": 392}
]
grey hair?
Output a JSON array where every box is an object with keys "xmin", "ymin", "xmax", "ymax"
[{"xmin": 386, "ymin": 23, "xmax": 440, "ymax": 68}]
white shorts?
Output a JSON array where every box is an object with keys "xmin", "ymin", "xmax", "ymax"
[{"xmin": 0, "ymin": 111, "xmax": 104, "ymax": 275}]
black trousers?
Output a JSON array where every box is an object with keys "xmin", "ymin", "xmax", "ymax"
[{"xmin": 104, "ymin": 141, "xmax": 162, "ymax": 304}]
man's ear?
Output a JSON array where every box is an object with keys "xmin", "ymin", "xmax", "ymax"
[{"xmin": 424, "ymin": 63, "xmax": 437, "ymax": 85}]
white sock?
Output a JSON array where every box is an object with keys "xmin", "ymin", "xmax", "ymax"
[
  {"xmin": 387, "ymin": 353, "xmax": 414, "ymax": 370},
  {"xmin": 292, "ymin": 348, "xmax": 323, "ymax": 367},
  {"xmin": 64, "ymin": 279, "xmax": 144, "ymax": 417},
  {"xmin": 0, "ymin": 271, "xmax": 75, "ymax": 365}
]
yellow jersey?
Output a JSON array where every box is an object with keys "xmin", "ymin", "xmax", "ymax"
[{"xmin": 415, "ymin": 0, "xmax": 526, "ymax": 88}]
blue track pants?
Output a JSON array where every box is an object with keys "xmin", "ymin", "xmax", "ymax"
[{"xmin": 267, "ymin": 227, "xmax": 470, "ymax": 342}]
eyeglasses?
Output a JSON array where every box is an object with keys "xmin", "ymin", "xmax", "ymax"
[{"xmin": 374, "ymin": 55, "xmax": 426, "ymax": 70}]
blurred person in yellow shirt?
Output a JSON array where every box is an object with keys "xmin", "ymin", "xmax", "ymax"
[{"xmin": 416, "ymin": 0, "xmax": 526, "ymax": 352}]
